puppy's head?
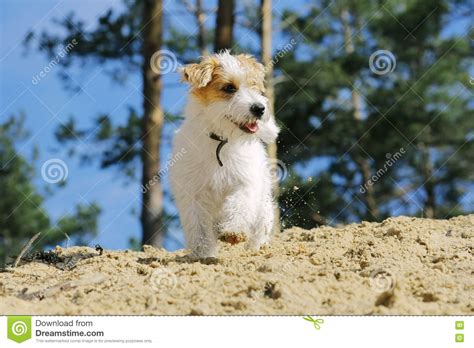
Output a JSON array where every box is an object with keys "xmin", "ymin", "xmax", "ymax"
[{"xmin": 181, "ymin": 51, "xmax": 279, "ymax": 143}]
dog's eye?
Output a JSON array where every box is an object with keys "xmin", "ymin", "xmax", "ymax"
[
  {"xmin": 260, "ymin": 91, "xmax": 267, "ymax": 97},
  {"xmin": 222, "ymin": 84, "xmax": 237, "ymax": 94}
]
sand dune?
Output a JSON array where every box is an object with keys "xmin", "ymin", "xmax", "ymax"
[{"xmin": 1, "ymin": 215, "xmax": 472, "ymax": 315}]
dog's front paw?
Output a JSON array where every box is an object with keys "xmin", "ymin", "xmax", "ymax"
[
  {"xmin": 245, "ymin": 240, "xmax": 266, "ymax": 251},
  {"xmin": 218, "ymin": 231, "xmax": 247, "ymax": 245},
  {"xmin": 187, "ymin": 251, "xmax": 217, "ymax": 261},
  {"xmin": 259, "ymin": 116, "xmax": 280, "ymax": 144}
]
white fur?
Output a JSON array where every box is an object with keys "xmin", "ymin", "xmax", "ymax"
[{"xmin": 169, "ymin": 52, "xmax": 280, "ymax": 258}]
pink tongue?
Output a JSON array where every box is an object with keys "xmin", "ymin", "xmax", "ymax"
[{"xmin": 245, "ymin": 122, "xmax": 258, "ymax": 133}]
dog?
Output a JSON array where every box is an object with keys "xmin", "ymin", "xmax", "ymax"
[{"xmin": 169, "ymin": 51, "xmax": 280, "ymax": 259}]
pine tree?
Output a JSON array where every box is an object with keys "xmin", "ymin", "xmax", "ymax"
[
  {"xmin": 260, "ymin": 0, "xmax": 281, "ymax": 232},
  {"xmin": 215, "ymin": 0, "xmax": 235, "ymax": 51},
  {"xmin": 276, "ymin": 0, "xmax": 472, "ymax": 228},
  {"xmin": 27, "ymin": 0, "xmax": 167, "ymax": 246},
  {"xmin": 0, "ymin": 116, "xmax": 100, "ymax": 266}
]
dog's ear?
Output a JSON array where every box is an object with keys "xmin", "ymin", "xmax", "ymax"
[{"xmin": 180, "ymin": 57, "xmax": 218, "ymax": 88}]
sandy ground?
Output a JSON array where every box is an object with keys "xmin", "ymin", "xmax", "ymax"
[{"xmin": 0, "ymin": 215, "xmax": 472, "ymax": 315}]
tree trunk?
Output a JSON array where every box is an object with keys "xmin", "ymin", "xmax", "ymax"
[
  {"xmin": 341, "ymin": 9, "xmax": 380, "ymax": 221},
  {"xmin": 356, "ymin": 156, "xmax": 381, "ymax": 219},
  {"xmin": 182, "ymin": 0, "xmax": 208, "ymax": 56},
  {"xmin": 141, "ymin": 0, "xmax": 164, "ymax": 246},
  {"xmin": 260, "ymin": 0, "xmax": 280, "ymax": 232},
  {"xmin": 420, "ymin": 143, "xmax": 436, "ymax": 218},
  {"xmin": 0, "ymin": 235, "xmax": 6, "ymax": 266},
  {"xmin": 214, "ymin": 0, "xmax": 234, "ymax": 52},
  {"xmin": 195, "ymin": 0, "xmax": 208, "ymax": 56}
]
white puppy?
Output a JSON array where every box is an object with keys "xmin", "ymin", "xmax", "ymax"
[{"xmin": 169, "ymin": 51, "xmax": 280, "ymax": 259}]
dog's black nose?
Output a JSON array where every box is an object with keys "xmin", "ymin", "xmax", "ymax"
[{"xmin": 250, "ymin": 103, "xmax": 265, "ymax": 118}]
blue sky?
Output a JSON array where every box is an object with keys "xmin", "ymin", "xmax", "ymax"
[
  {"xmin": 1, "ymin": 0, "xmax": 470, "ymax": 251},
  {"xmin": 0, "ymin": 0, "xmax": 311, "ymax": 251}
]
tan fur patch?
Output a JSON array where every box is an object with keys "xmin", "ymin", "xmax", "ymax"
[
  {"xmin": 191, "ymin": 66, "xmax": 240, "ymax": 104},
  {"xmin": 181, "ymin": 56, "xmax": 219, "ymax": 88}
]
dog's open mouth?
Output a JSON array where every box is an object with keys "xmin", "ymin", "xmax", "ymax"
[
  {"xmin": 226, "ymin": 116, "xmax": 259, "ymax": 134},
  {"xmin": 239, "ymin": 121, "xmax": 259, "ymax": 134}
]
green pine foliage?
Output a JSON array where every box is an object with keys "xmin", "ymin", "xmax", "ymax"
[
  {"xmin": 276, "ymin": 0, "xmax": 473, "ymax": 228},
  {"xmin": 0, "ymin": 117, "xmax": 100, "ymax": 266}
]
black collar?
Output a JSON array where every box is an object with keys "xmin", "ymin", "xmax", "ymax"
[{"xmin": 209, "ymin": 132, "xmax": 228, "ymax": 167}]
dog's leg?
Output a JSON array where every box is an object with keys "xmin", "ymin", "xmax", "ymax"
[
  {"xmin": 246, "ymin": 196, "xmax": 275, "ymax": 250},
  {"xmin": 217, "ymin": 188, "xmax": 258, "ymax": 244},
  {"xmin": 181, "ymin": 201, "xmax": 217, "ymax": 259},
  {"xmin": 217, "ymin": 187, "xmax": 259, "ymax": 244}
]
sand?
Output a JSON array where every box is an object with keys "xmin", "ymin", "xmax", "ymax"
[{"xmin": 1, "ymin": 215, "xmax": 472, "ymax": 315}]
